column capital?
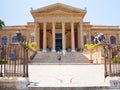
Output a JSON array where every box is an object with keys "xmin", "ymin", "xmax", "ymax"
[
  {"xmin": 34, "ymin": 20, "xmax": 37, "ymax": 23},
  {"xmin": 52, "ymin": 20, "xmax": 56, "ymax": 24},
  {"xmin": 35, "ymin": 22, "xmax": 40, "ymax": 28},
  {"xmin": 43, "ymin": 20, "xmax": 47, "ymax": 24},
  {"xmin": 70, "ymin": 20, "xmax": 74, "ymax": 24},
  {"xmin": 80, "ymin": 19, "xmax": 83, "ymax": 22},
  {"xmin": 79, "ymin": 19, "xmax": 83, "ymax": 25},
  {"xmin": 61, "ymin": 20, "xmax": 65, "ymax": 24}
]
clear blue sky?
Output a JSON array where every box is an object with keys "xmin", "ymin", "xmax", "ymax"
[{"xmin": 1, "ymin": 0, "xmax": 120, "ymax": 26}]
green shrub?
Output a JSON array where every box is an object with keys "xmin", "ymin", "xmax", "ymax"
[
  {"xmin": 0, "ymin": 59, "xmax": 8, "ymax": 64},
  {"xmin": 76, "ymin": 48, "xmax": 83, "ymax": 52},
  {"xmin": 112, "ymin": 57, "xmax": 120, "ymax": 63}
]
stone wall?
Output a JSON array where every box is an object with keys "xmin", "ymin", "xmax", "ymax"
[{"xmin": 83, "ymin": 45, "xmax": 105, "ymax": 64}]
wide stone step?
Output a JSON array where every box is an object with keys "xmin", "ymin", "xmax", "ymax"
[
  {"xmin": 28, "ymin": 87, "xmax": 111, "ymax": 90},
  {"xmin": 32, "ymin": 59, "xmax": 89, "ymax": 63},
  {"xmin": 32, "ymin": 52, "xmax": 89, "ymax": 64}
]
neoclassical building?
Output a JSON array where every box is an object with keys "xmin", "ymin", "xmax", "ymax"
[{"xmin": 0, "ymin": 3, "xmax": 120, "ymax": 52}]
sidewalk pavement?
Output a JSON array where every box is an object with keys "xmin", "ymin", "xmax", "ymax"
[{"xmin": 28, "ymin": 64, "xmax": 110, "ymax": 87}]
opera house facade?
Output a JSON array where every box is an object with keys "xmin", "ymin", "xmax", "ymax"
[{"xmin": 0, "ymin": 3, "xmax": 120, "ymax": 52}]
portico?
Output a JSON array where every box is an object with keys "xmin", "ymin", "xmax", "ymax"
[
  {"xmin": 33, "ymin": 20, "xmax": 84, "ymax": 52},
  {"xmin": 31, "ymin": 3, "xmax": 86, "ymax": 52}
]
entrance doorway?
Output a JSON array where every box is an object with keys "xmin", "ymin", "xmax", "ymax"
[{"xmin": 56, "ymin": 33, "xmax": 62, "ymax": 51}]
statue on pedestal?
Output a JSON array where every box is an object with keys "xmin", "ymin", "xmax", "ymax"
[{"xmin": 94, "ymin": 32, "xmax": 106, "ymax": 44}]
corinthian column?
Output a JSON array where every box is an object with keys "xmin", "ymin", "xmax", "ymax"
[
  {"xmin": 42, "ymin": 21, "xmax": 47, "ymax": 52},
  {"xmin": 71, "ymin": 21, "xmax": 75, "ymax": 52},
  {"xmin": 62, "ymin": 21, "xmax": 66, "ymax": 52},
  {"xmin": 52, "ymin": 21, "xmax": 56, "ymax": 52}
]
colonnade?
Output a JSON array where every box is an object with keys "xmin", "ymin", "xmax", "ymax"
[{"xmin": 34, "ymin": 20, "xmax": 84, "ymax": 52}]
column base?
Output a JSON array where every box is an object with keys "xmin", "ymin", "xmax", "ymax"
[
  {"xmin": 42, "ymin": 50, "xmax": 47, "ymax": 53},
  {"xmin": 62, "ymin": 50, "xmax": 66, "ymax": 52},
  {"xmin": 71, "ymin": 50, "xmax": 76, "ymax": 52},
  {"xmin": 52, "ymin": 50, "xmax": 56, "ymax": 52}
]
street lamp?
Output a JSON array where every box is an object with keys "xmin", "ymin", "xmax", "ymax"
[
  {"xmin": 16, "ymin": 30, "xmax": 28, "ymax": 77},
  {"xmin": 16, "ymin": 30, "xmax": 25, "ymax": 44}
]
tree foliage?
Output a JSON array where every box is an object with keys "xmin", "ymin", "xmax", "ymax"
[{"xmin": 0, "ymin": 19, "xmax": 5, "ymax": 30}]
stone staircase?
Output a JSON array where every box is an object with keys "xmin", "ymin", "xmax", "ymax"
[{"xmin": 31, "ymin": 52, "xmax": 89, "ymax": 64}]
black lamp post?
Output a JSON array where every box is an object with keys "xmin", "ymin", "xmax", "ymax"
[
  {"xmin": 16, "ymin": 30, "xmax": 21, "ymax": 43},
  {"xmin": 16, "ymin": 30, "xmax": 28, "ymax": 77},
  {"xmin": 16, "ymin": 30, "xmax": 25, "ymax": 44}
]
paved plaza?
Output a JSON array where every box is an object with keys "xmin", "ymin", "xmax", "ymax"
[{"xmin": 28, "ymin": 64, "xmax": 110, "ymax": 87}]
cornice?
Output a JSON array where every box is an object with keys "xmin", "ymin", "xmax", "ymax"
[{"xmin": 91, "ymin": 25, "xmax": 120, "ymax": 30}]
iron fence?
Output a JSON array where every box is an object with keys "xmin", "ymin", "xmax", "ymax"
[
  {"xmin": 104, "ymin": 44, "xmax": 120, "ymax": 77},
  {"xmin": 0, "ymin": 44, "xmax": 28, "ymax": 77}
]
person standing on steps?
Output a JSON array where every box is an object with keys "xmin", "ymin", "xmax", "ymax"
[{"xmin": 57, "ymin": 52, "xmax": 61, "ymax": 65}]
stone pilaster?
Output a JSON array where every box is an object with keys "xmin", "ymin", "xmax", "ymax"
[
  {"xmin": 117, "ymin": 33, "xmax": 120, "ymax": 44},
  {"xmin": 34, "ymin": 22, "xmax": 40, "ymax": 49},
  {"xmin": 77, "ymin": 24, "xmax": 80, "ymax": 48},
  {"xmin": 105, "ymin": 33, "xmax": 110, "ymax": 44},
  {"xmin": 87, "ymin": 30, "xmax": 91, "ymax": 44},
  {"xmin": 8, "ymin": 34, "xmax": 12, "ymax": 44},
  {"xmin": 71, "ymin": 21, "xmax": 75, "ymax": 52},
  {"xmin": 80, "ymin": 20, "xmax": 84, "ymax": 48},
  {"xmin": 27, "ymin": 29, "xmax": 30, "ymax": 42}
]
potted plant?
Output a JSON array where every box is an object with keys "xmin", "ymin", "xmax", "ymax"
[
  {"xmin": 27, "ymin": 59, "xmax": 32, "ymax": 63},
  {"xmin": 85, "ymin": 44, "xmax": 97, "ymax": 63}
]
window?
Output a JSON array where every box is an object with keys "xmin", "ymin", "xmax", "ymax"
[
  {"xmin": 84, "ymin": 36, "xmax": 87, "ymax": 44},
  {"xmin": 23, "ymin": 36, "xmax": 26, "ymax": 42},
  {"xmin": 12, "ymin": 36, "xmax": 18, "ymax": 44},
  {"xmin": 2, "ymin": 36, "xmax": 7, "ymax": 45},
  {"xmin": 91, "ymin": 36, "xmax": 94, "ymax": 44},
  {"xmin": 110, "ymin": 36, "xmax": 116, "ymax": 44},
  {"xmin": 56, "ymin": 33, "xmax": 62, "ymax": 39},
  {"xmin": 31, "ymin": 36, "xmax": 34, "ymax": 42}
]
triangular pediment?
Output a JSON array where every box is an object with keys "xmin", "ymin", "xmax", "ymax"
[
  {"xmin": 31, "ymin": 3, "xmax": 86, "ymax": 14},
  {"xmin": 47, "ymin": 9, "xmax": 72, "ymax": 14}
]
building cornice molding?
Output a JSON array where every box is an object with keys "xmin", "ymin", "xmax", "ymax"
[{"xmin": 91, "ymin": 25, "xmax": 120, "ymax": 30}]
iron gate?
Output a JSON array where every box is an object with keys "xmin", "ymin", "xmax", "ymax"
[
  {"xmin": 0, "ymin": 44, "xmax": 28, "ymax": 77},
  {"xmin": 104, "ymin": 44, "xmax": 120, "ymax": 77}
]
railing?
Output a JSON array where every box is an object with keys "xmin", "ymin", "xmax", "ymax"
[
  {"xmin": 104, "ymin": 44, "xmax": 120, "ymax": 77},
  {"xmin": 0, "ymin": 44, "xmax": 28, "ymax": 77}
]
